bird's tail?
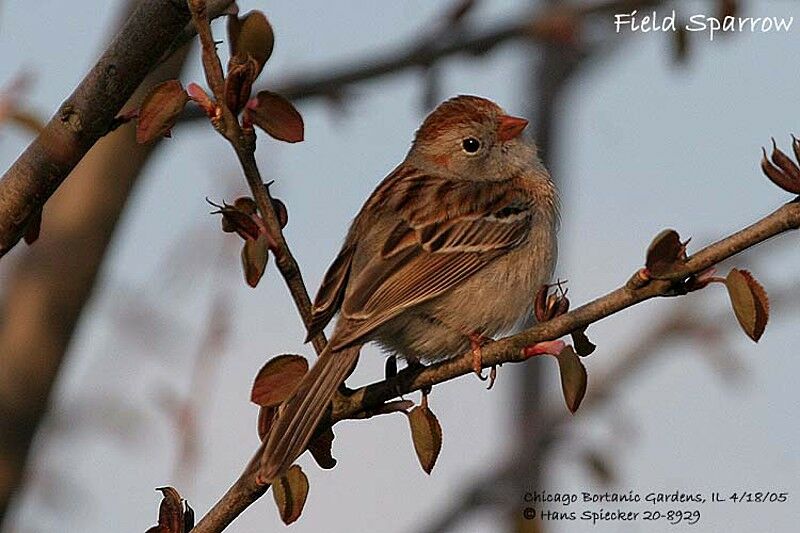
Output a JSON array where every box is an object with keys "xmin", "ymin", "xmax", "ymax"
[{"xmin": 260, "ymin": 344, "xmax": 360, "ymax": 480}]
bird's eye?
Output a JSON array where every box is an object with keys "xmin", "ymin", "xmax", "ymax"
[{"xmin": 461, "ymin": 137, "xmax": 481, "ymax": 154}]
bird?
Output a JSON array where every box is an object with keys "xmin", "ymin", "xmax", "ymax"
[{"xmin": 261, "ymin": 95, "xmax": 560, "ymax": 480}]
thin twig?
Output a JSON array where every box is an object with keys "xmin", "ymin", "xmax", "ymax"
[{"xmin": 187, "ymin": 0, "xmax": 327, "ymax": 355}]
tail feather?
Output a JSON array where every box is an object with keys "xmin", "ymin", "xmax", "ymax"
[{"xmin": 260, "ymin": 345, "xmax": 360, "ymax": 480}]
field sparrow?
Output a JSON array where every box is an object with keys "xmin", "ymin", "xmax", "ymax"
[{"xmin": 262, "ymin": 95, "xmax": 559, "ymax": 479}]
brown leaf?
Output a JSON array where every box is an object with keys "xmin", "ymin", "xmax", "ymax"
[
  {"xmin": 246, "ymin": 91, "xmax": 304, "ymax": 143},
  {"xmin": 725, "ymin": 268, "xmax": 769, "ymax": 342},
  {"xmin": 234, "ymin": 196, "xmax": 257, "ymax": 214},
  {"xmin": 224, "ymin": 55, "xmax": 259, "ymax": 114},
  {"xmin": 136, "ymin": 80, "xmax": 188, "ymax": 144},
  {"xmin": 229, "ymin": 11, "xmax": 274, "ymax": 76},
  {"xmin": 645, "ymin": 229, "xmax": 686, "ymax": 277},
  {"xmin": 148, "ymin": 486, "xmax": 183, "ymax": 533},
  {"xmin": 554, "ymin": 346, "xmax": 587, "ymax": 414},
  {"xmin": 271, "ymin": 197, "xmax": 289, "ymax": 229},
  {"xmin": 760, "ymin": 140, "xmax": 800, "ymax": 194},
  {"xmin": 183, "ymin": 502, "xmax": 194, "ymax": 533},
  {"xmin": 251, "ymin": 354, "xmax": 309, "ymax": 407},
  {"xmin": 208, "ymin": 198, "xmax": 261, "ymax": 240},
  {"xmin": 241, "ymin": 233, "xmax": 269, "ymax": 287},
  {"xmin": 534, "ymin": 284, "xmax": 549, "ymax": 322},
  {"xmin": 408, "ymin": 401, "xmax": 442, "ymax": 474},
  {"xmin": 308, "ymin": 427, "xmax": 337, "ymax": 469},
  {"xmin": 272, "ymin": 465, "xmax": 309, "ymax": 525},
  {"xmin": 187, "ymin": 82, "xmax": 216, "ymax": 118},
  {"xmin": 571, "ymin": 328, "xmax": 596, "ymax": 357},
  {"xmin": 770, "ymin": 138, "xmax": 800, "ymax": 182}
]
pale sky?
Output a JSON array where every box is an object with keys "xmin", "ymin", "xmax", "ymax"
[{"xmin": 1, "ymin": 1, "xmax": 798, "ymax": 532}]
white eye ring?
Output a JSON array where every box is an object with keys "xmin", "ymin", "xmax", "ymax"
[{"xmin": 461, "ymin": 137, "xmax": 481, "ymax": 154}]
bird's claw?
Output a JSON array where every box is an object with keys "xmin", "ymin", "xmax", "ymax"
[
  {"xmin": 486, "ymin": 365, "xmax": 498, "ymax": 390},
  {"xmin": 469, "ymin": 333, "xmax": 490, "ymax": 380}
]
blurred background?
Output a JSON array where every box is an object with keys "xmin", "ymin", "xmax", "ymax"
[{"xmin": 0, "ymin": 0, "xmax": 798, "ymax": 532}]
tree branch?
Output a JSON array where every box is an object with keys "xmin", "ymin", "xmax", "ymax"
[
  {"xmin": 180, "ymin": 0, "xmax": 662, "ymax": 118},
  {"xmin": 187, "ymin": 0, "xmax": 328, "ymax": 355},
  {"xmin": 0, "ymin": 0, "xmax": 235, "ymax": 258},
  {"xmin": 191, "ymin": 196, "xmax": 799, "ymax": 533}
]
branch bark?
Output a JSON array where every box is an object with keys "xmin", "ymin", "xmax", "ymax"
[
  {"xmin": 191, "ymin": 196, "xmax": 800, "ymax": 533},
  {"xmin": 0, "ymin": 0, "xmax": 235, "ymax": 258},
  {"xmin": 0, "ymin": 9, "xmax": 200, "ymax": 526}
]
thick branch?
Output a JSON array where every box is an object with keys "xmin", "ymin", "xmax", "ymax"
[
  {"xmin": 192, "ymin": 197, "xmax": 800, "ymax": 533},
  {"xmin": 0, "ymin": 5, "xmax": 201, "ymax": 524},
  {"xmin": 0, "ymin": 0, "xmax": 235, "ymax": 258},
  {"xmin": 0, "ymin": 0, "xmax": 189, "ymax": 256}
]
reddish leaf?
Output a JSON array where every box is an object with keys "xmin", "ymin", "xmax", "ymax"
[
  {"xmin": 645, "ymin": 229, "xmax": 686, "ymax": 277},
  {"xmin": 251, "ymin": 354, "xmax": 309, "ymax": 407},
  {"xmin": 725, "ymin": 268, "xmax": 769, "ymax": 342},
  {"xmin": 534, "ymin": 284, "xmax": 569, "ymax": 322},
  {"xmin": 144, "ymin": 487, "xmax": 188, "ymax": 533},
  {"xmin": 407, "ymin": 399, "xmax": 442, "ymax": 474},
  {"xmin": 136, "ymin": 80, "xmax": 189, "ymax": 143},
  {"xmin": 228, "ymin": 11, "xmax": 274, "ymax": 76},
  {"xmin": 187, "ymin": 82, "xmax": 216, "ymax": 118},
  {"xmin": 234, "ymin": 196, "xmax": 257, "ymax": 215},
  {"xmin": 308, "ymin": 427, "xmax": 337, "ymax": 469},
  {"xmin": 241, "ymin": 233, "xmax": 269, "ymax": 287},
  {"xmin": 208, "ymin": 198, "xmax": 261, "ymax": 240},
  {"xmin": 760, "ymin": 140, "xmax": 800, "ymax": 194},
  {"xmin": 224, "ymin": 55, "xmax": 258, "ymax": 114},
  {"xmin": 272, "ymin": 465, "xmax": 309, "ymax": 525},
  {"xmin": 271, "ymin": 197, "xmax": 289, "ymax": 229},
  {"xmin": 157, "ymin": 487, "xmax": 183, "ymax": 533},
  {"xmin": 246, "ymin": 91, "xmax": 304, "ymax": 143},
  {"xmin": 554, "ymin": 346, "xmax": 587, "ymax": 414}
]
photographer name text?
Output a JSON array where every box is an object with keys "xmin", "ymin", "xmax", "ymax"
[{"xmin": 614, "ymin": 10, "xmax": 793, "ymax": 41}]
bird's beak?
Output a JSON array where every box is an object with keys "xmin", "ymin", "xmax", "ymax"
[{"xmin": 496, "ymin": 115, "xmax": 529, "ymax": 141}]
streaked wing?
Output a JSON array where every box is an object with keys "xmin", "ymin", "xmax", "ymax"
[{"xmin": 329, "ymin": 175, "xmax": 532, "ymax": 350}]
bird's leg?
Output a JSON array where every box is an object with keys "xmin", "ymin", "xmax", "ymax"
[
  {"xmin": 522, "ymin": 340, "xmax": 566, "ymax": 359},
  {"xmin": 468, "ymin": 332, "xmax": 492, "ymax": 381}
]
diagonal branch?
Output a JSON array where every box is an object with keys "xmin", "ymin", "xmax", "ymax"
[
  {"xmin": 191, "ymin": 196, "xmax": 800, "ymax": 533},
  {"xmin": 330, "ymin": 198, "xmax": 800, "ymax": 419}
]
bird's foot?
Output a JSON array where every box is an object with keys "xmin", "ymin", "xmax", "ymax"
[
  {"xmin": 468, "ymin": 332, "xmax": 492, "ymax": 381},
  {"xmin": 522, "ymin": 339, "xmax": 566, "ymax": 359}
]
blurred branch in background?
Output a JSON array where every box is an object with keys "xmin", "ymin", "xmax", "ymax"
[
  {"xmin": 0, "ymin": 1, "xmax": 194, "ymax": 523},
  {"xmin": 0, "ymin": 0, "xmax": 235, "ymax": 258},
  {"xmin": 0, "ymin": 0, "xmax": 239, "ymax": 525},
  {"xmin": 182, "ymin": 0, "xmax": 664, "ymax": 116}
]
